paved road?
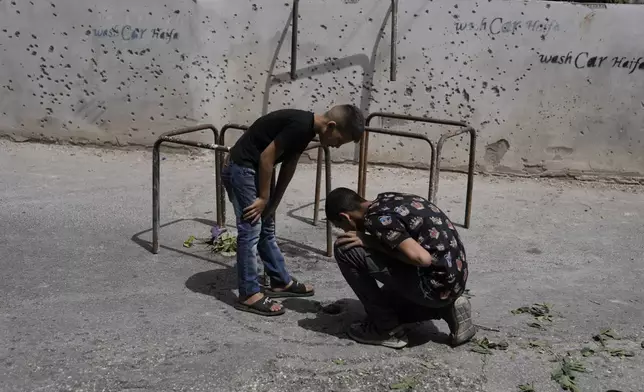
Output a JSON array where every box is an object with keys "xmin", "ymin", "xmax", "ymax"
[{"xmin": 1, "ymin": 140, "xmax": 642, "ymax": 392}]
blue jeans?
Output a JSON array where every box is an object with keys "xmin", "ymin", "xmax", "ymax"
[{"xmin": 221, "ymin": 162, "xmax": 291, "ymax": 298}]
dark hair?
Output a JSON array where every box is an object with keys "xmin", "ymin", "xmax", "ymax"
[
  {"xmin": 325, "ymin": 187, "xmax": 365, "ymax": 223},
  {"xmin": 326, "ymin": 104, "xmax": 365, "ymax": 142}
]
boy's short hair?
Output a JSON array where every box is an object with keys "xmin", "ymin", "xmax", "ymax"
[
  {"xmin": 325, "ymin": 187, "xmax": 365, "ymax": 223},
  {"xmin": 325, "ymin": 104, "xmax": 365, "ymax": 143}
]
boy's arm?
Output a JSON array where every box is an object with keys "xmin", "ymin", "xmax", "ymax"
[
  {"xmin": 243, "ymin": 119, "xmax": 311, "ymax": 223},
  {"xmin": 242, "ymin": 141, "xmax": 278, "ymax": 223},
  {"xmin": 361, "ymin": 233, "xmax": 433, "ymax": 267},
  {"xmin": 263, "ymin": 154, "xmax": 300, "ymax": 218}
]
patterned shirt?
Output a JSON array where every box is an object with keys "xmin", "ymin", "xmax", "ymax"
[{"xmin": 364, "ymin": 192, "xmax": 468, "ymax": 302}]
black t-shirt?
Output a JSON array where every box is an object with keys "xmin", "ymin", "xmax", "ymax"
[
  {"xmin": 364, "ymin": 192, "xmax": 468, "ymax": 302},
  {"xmin": 228, "ymin": 109, "xmax": 316, "ymax": 169}
]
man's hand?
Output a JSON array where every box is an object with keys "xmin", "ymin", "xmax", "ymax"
[
  {"xmin": 262, "ymin": 202, "xmax": 277, "ymax": 219},
  {"xmin": 243, "ymin": 197, "xmax": 268, "ymax": 223},
  {"xmin": 335, "ymin": 231, "xmax": 364, "ymax": 250}
]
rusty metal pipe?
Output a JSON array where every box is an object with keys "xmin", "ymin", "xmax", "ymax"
[
  {"xmin": 291, "ymin": 0, "xmax": 299, "ymax": 80},
  {"xmin": 435, "ymin": 126, "xmax": 477, "ymax": 228},
  {"xmin": 366, "ymin": 112, "xmax": 469, "ymax": 128},
  {"xmin": 390, "ymin": 0, "xmax": 397, "ymax": 82},
  {"xmin": 313, "ymin": 147, "xmax": 323, "ymax": 226},
  {"xmin": 363, "ymin": 126, "xmax": 436, "ymax": 201},
  {"xmin": 152, "ymin": 139, "xmax": 162, "ymax": 254},
  {"xmin": 152, "ymin": 125, "xmax": 226, "ymax": 255},
  {"xmin": 323, "ymin": 146, "xmax": 333, "ymax": 257}
]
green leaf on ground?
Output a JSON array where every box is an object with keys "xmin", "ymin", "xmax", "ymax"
[
  {"xmin": 512, "ymin": 304, "xmax": 553, "ymax": 324},
  {"xmin": 209, "ymin": 232, "xmax": 237, "ymax": 256},
  {"xmin": 528, "ymin": 340, "xmax": 553, "ymax": 354},
  {"xmin": 419, "ymin": 361, "xmax": 437, "ymax": 369},
  {"xmin": 580, "ymin": 347, "xmax": 595, "ymax": 357},
  {"xmin": 470, "ymin": 337, "xmax": 508, "ymax": 355},
  {"xmin": 518, "ymin": 383, "xmax": 536, "ymax": 392},
  {"xmin": 471, "ymin": 345, "xmax": 493, "ymax": 355},
  {"xmin": 551, "ymin": 358, "xmax": 587, "ymax": 392},
  {"xmin": 390, "ymin": 376, "xmax": 418, "ymax": 390},
  {"xmin": 333, "ymin": 358, "xmax": 346, "ymax": 365},
  {"xmin": 183, "ymin": 235, "xmax": 196, "ymax": 248},
  {"xmin": 608, "ymin": 349, "xmax": 635, "ymax": 358},
  {"xmin": 564, "ymin": 358, "xmax": 587, "ymax": 373},
  {"xmin": 528, "ymin": 322, "xmax": 546, "ymax": 330},
  {"xmin": 593, "ymin": 328, "xmax": 620, "ymax": 347}
]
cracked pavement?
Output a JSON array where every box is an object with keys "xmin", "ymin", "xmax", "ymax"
[{"xmin": 1, "ymin": 140, "xmax": 643, "ymax": 392}]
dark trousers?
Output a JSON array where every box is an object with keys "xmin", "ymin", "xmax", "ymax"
[{"xmin": 334, "ymin": 244, "xmax": 451, "ymax": 331}]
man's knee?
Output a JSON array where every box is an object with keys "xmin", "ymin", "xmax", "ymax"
[{"xmin": 333, "ymin": 244, "xmax": 367, "ymax": 266}]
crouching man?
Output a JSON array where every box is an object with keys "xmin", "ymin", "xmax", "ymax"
[{"xmin": 325, "ymin": 188, "xmax": 476, "ymax": 349}]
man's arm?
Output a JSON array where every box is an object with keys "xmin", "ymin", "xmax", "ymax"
[
  {"xmin": 361, "ymin": 234, "xmax": 433, "ymax": 267},
  {"xmin": 264, "ymin": 154, "xmax": 300, "ymax": 218}
]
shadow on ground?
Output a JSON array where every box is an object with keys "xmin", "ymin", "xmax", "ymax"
[{"xmin": 288, "ymin": 297, "xmax": 450, "ymax": 347}]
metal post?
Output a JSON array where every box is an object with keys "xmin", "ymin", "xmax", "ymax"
[
  {"xmin": 215, "ymin": 142, "xmax": 223, "ymax": 227},
  {"xmin": 291, "ymin": 0, "xmax": 299, "ymax": 80},
  {"xmin": 357, "ymin": 135, "xmax": 365, "ymax": 197},
  {"xmin": 313, "ymin": 147, "xmax": 323, "ymax": 225},
  {"xmin": 152, "ymin": 140, "xmax": 162, "ymax": 254},
  {"xmin": 323, "ymin": 146, "xmax": 333, "ymax": 257},
  {"xmin": 435, "ymin": 126, "xmax": 477, "ymax": 228},
  {"xmin": 390, "ymin": 0, "xmax": 397, "ymax": 82},
  {"xmin": 464, "ymin": 129, "xmax": 477, "ymax": 229},
  {"xmin": 359, "ymin": 130, "xmax": 370, "ymax": 198}
]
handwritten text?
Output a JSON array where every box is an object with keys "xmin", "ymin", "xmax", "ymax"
[
  {"xmin": 91, "ymin": 25, "xmax": 179, "ymax": 43},
  {"xmin": 539, "ymin": 52, "xmax": 644, "ymax": 74},
  {"xmin": 455, "ymin": 17, "xmax": 560, "ymax": 36}
]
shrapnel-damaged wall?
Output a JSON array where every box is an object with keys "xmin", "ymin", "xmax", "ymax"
[{"xmin": 1, "ymin": 0, "xmax": 643, "ymax": 176}]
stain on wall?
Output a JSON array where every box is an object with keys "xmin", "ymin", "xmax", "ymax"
[{"xmin": 0, "ymin": 0, "xmax": 643, "ymax": 176}]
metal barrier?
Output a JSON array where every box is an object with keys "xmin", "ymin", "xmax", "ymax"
[
  {"xmin": 152, "ymin": 124, "xmax": 227, "ymax": 254},
  {"xmin": 290, "ymin": 0, "xmax": 398, "ymax": 81},
  {"xmin": 358, "ymin": 112, "xmax": 477, "ymax": 228},
  {"xmin": 360, "ymin": 126, "xmax": 436, "ymax": 202},
  {"xmin": 218, "ymin": 124, "xmax": 333, "ymax": 257}
]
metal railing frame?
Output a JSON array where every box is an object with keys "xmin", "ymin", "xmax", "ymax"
[
  {"xmin": 358, "ymin": 112, "xmax": 477, "ymax": 228},
  {"xmin": 152, "ymin": 125, "xmax": 227, "ymax": 254}
]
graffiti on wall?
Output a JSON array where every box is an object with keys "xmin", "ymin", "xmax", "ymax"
[
  {"xmin": 455, "ymin": 17, "xmax": 560, "ymax": 36},
  {"xmin": 90, "ymin": 25, "xmax": 179, "ymax": 43},
  {"xmin": 539, "ymin": 52, "xmax": 644, "ymax": 74}
]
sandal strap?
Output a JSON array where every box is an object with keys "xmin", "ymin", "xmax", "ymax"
[{"xmin": 248, "ymin": 296, "xmax": 280, "ymax": 313}]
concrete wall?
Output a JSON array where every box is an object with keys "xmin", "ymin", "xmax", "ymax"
[{"xmin": 1, "ymin": 0, "xmax": 643, "ymax": 176}]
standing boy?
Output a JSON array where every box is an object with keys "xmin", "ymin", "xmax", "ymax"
[
  {"xmin": 325, "ymin": 187, "xmax": 476, "ymax": 349},
  {"xmin": 222, "ymin": 105, "xmax": 365, "ymax": 316}
]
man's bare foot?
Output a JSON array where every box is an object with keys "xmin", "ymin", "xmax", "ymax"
[{"xmin": 242, "ymin": 292, "xmax": 282, "ymax": 312}]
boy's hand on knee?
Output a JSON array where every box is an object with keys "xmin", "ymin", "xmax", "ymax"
[
  {"xmin": 243, "ymin": 197, "xmax": 268, "ymax": 223},
  {"xmin": 336, "ymin": 231, "xmax": 364, "ymax": 250}
]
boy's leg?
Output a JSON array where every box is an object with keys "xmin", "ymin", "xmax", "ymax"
[
  {"xmin": 256, "ymin": 215, "xmax": 290, "ymax": 286},
  {"xmin": 258, "ymin": 213, "xmax": 314, "ymax": 297},
  {"xmin": 333, "ymin": 244, "xmax": 408, "ymax": 348},
  {"xmin": 335, "ymin": 244, "xmax": 475, "ymax": 347},
  {"xmin": 221, "ymin": 162, "xmax": 283, "ymax": 315}
]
